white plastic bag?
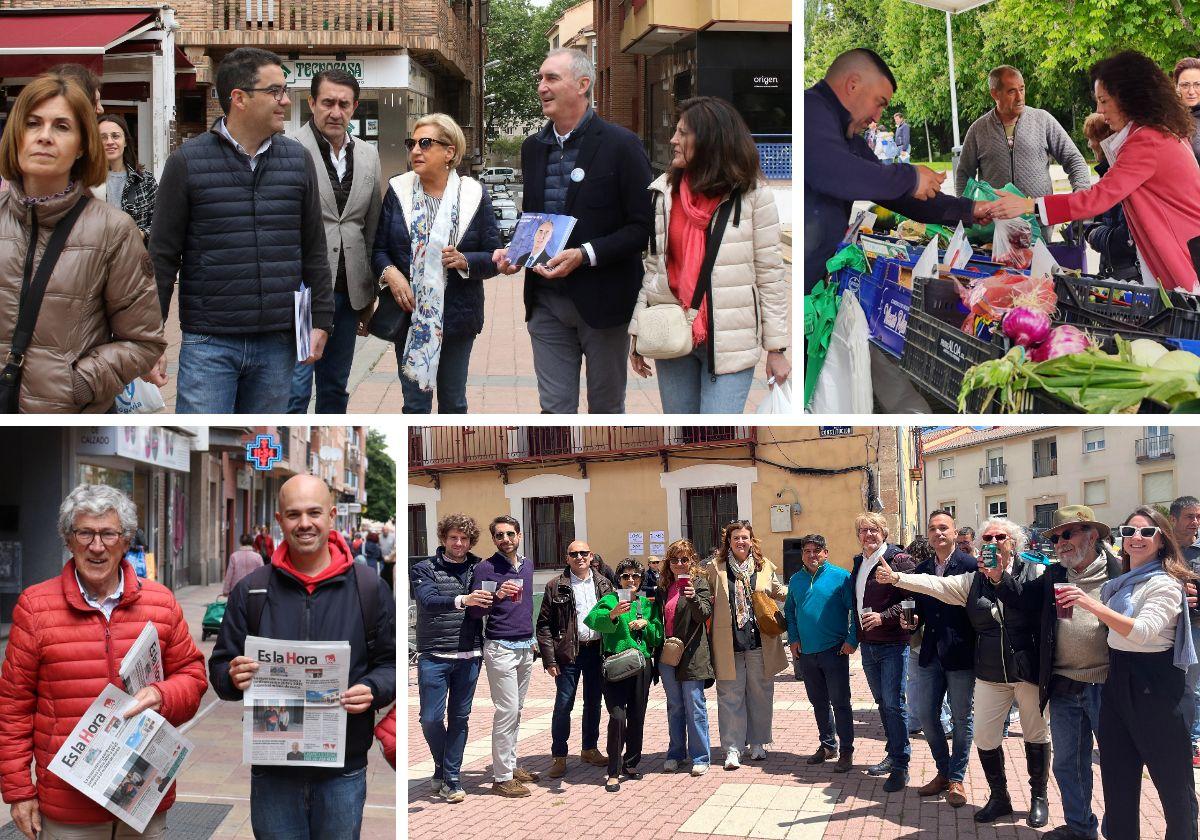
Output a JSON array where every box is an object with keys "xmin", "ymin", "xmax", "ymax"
[
  {"xmin": 114, "ymin": 378, "xmax": 165, "ymax": 414},
  {"xmin": 756, "ymin": 378, "xmax": 793, "ymax": 415},
  {"xmin": 807, "ymin": 291, "xmax": 873, "ymax": 414}
]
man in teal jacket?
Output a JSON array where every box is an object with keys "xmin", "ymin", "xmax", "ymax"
[{"xmin": 785, "ymin": 534, "xmax": 857, "ymax": 772}]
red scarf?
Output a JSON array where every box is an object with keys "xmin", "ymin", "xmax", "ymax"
[{"xmin": 667, "ymin": 177, "xmax": 721, "ymax": 346}]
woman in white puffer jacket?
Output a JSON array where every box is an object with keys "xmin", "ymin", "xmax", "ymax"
[{"xmin": 629, "ymin": 97, "xmax": 790, "ymax": 413}]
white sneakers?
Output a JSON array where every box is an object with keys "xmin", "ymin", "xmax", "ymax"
[
  {"xmin": 664, "ymin": 759, "xmax": 679, "ymax": 772},
  {"xmin": 724, "ymin": 749, "xmax": 741, "ymax": 770},
  {"xmin": 691, "ymin": 763, "xmax": 710, "ymax": 776},
  {"xmin": 749, "ymin": 745, "xmax": 768, "ymax": 761}
]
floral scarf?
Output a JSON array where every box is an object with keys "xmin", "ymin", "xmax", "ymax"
[
  {"xmin": 401, "ymin": 172, "xmax": 461, "ymax": 391},
  {"xmin": 728, "ymin": 549, "xmax": 756, "ymax": 630}
]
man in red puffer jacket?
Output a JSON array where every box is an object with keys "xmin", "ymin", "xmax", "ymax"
[{"xmin": 0, "ymin": 484, "xmax": 207, "ymax": 839}]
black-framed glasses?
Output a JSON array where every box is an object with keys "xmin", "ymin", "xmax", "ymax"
[
  {"xmin": 618, "ymin": 573, "xmax": 642, "ymax": 581},
  {"xmin": 1049, "ymin": 527, "xmax": 1089, "ymax": 544},
  {"xmin": 72, "ymin": 528, "xmax": 124, "ymax": 546},
  {"xmin": 1116, "ymin": 525, "xmax": 1161, "ymax": 539},
  {"xmin": 241, "ymin": 85, "xmax": 287, "ymax": 103},
  {"xmin": 981, "ymin": 534, "xmax": 1008, "ymax": 543},
  {"xmin": 567, "ymin": 550, "xmax": 592, "ymax": 558},
  {"xmin": 404, "ymin": 137, "xmax": 451, "ymax": 151},
  {"xmin": 493, "ymin": 530, "xmax": 518, "ymax": 539}
]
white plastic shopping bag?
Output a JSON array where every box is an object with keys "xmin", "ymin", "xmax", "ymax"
[
  {"xmin": 114, "ymin": 378, "xmax": 165, "ymax": 414},
  {"xmin": 807, "ymin": 290, "xmax": 872, "ymax": 414},
  {"xmin": 756, "ymin": 378, "xmax": 793, "ymax": 415}
]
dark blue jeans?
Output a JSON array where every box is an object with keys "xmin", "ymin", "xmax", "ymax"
[
  {"xmin": 550, "ymin": 642, "xmax": 603, "ymax": 757},
  {"xmin": 176, "ymin": 330, "xmax": 294, "ymax": 413},
  {"xmin": 1049, "ymin": 682, "xmax": 1103, "ymax": 839},
  {"xmin": 860, "ymin": 642, "xmax": 910, "ymax": 769},
  {"xmin": 417, "ymin": 654, "xmax": 482, "ymax": 784},
  {"xmin": 798, "ymin": 644, "xmax": 854, "ymax": 753},
  {"xmin": 249, "ymin": 766, "xmax": 366, "ymax": 839},
  {"xmin": 289, "ymin": 291, "xmax": 358, "ymax": 413},
  {"xmin": 916, "ymin": 658, "xmax": 975, "ymax": 781},
  {"xmin": 398, "ymin": 332, "xmax": 476, "ymax": 413}
]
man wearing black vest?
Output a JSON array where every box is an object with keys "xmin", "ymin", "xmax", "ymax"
[
  {"xmin": 150, "ymin": 47, "xmax": 334, "ymax": 413},
  {"xmin": 209, "ymin": 474, "xmax": 395, "ymax": 837},
  {"xmin": 410, "ymin": 513, "xmax": 492, "ymax": 804},
  {"xmin": 493, "ymin": 48, "xmax": 653, "ymax": 414},
  {"xmin": 290, "ymin": 68, "xmax": 383, "ymax": 414}
]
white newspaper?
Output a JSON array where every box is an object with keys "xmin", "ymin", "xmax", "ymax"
[
  {"xmin": 49, "ymin": 684, "xmax": 194, "ymax": 833},
  {"xmin": 119, "ymin": 622, "xmax": 163, "ymax": 696},
  {"xmin": 294, "ymin": 283, "xmax": 312, "ymax": 362},
  {"xmin": 242, "ymin": 636, "xmax": 350, "ymax": 767}
]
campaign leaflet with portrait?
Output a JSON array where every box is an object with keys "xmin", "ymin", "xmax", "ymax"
[
  {"xmin": 49, "ymin": 684, "xmax": 194, "ymax": 833},
  {"xmin": 119, "ymin": 621, "xmax": 163, "ymax": 695},
  {"xmin": 509, "ymin": 212, "xmax": 577, "ymax": 268},
  {"xmin": 242, "ymin": 636, "xmax": 350, "ymax": 767}
]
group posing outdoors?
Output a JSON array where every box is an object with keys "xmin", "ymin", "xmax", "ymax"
[
  {"xmin": 0, "ymin": 44, "xmax": 789, "ymax": 415},
  {"xmin": 414, "ymin": 502, "xmax": 1200, "ymax": 840},
  {"xmin": 0, "ymin": 476, "xmax": 396, "ymax": 839}
]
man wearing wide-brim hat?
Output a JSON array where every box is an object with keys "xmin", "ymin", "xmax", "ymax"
[{"xmin": 991, "ymin": 504, "xmax": 1122, "ymax": 840}]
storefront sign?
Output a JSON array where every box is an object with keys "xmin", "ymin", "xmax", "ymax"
[
  {"xmin": 737, "ymin": 71, "xmax": 789, "ymax": 91},
  {"xmin": 337, "ymin": 503, "xmax": 350, "ymax": 517},
  {"xmin": 246, "ymin": 434, "xmax": 282, "ymax": 471},
  {"xmin": 281, "ymin": 55, "xmax": 410, "ymax": 90},
  {"xmin": 77, "ymin": 427, "xmax": 191, "ymax": 472}
]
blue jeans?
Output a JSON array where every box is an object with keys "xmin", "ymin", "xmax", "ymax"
[
  {"xmin": 916, "ymin": 659, "xmax": 975, "ymax": 781},
  {"xmin": 550, "ymin": 643, "xmax": 603, "ymax": 757},
  {"xmin": 1049, "ymin": 682, "xmax": 1103, "ymax": 839},
  {"xmin": 398, "ymin": 333, "xmax": 476, "ymax": 413},
  {"xmin": 249, "ymin": 766, "xmax": 366, "ymax": 839},
  {"xmin": 417, "ymin": 655, "xmax": 482, "ymax": 783},
  {"xmin": 1186, "ymin": 623, "xmax": 1200, "ymax": 745},
  {"xmin": 906, "ymin": 659, "xmax": 951, "ymax": 733},
  {"xmin": 660, "ymin": 662, "xmax": 712, "ymax": 765},
  {"xmin": 289, "ymin": 291, "xmax": 358, "ymax": 413},
  {"xmin": 176, "ymin": 330, "xmax": 294, "ymax": 413},
  {"xmin": 798, "ymin": 644, "xmax": 854, "ymax": 753},
  {"xmin": 654, "ymin": 346, "xmax": 756, "ymax": 414},
  {"xmin": 860, "ymin": 642, "xmax": 910, "ymax": 769}
]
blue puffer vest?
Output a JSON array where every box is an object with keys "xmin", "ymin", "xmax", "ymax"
[
  {"xmin": 175, "ymin": 130, "xmax": 310, "ymax": 333},
  {"xmin": 540, "ymin": 109, "xmax": 596, "ymax": 215}
]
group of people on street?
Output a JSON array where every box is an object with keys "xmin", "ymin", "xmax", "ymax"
[
  {"xmin": 0, "ymin": 475, "xmax": 396, "ymax": 839},
  {"xmin": 412, "ymin": 514, "xmax": 790, "ymax": 800},
  {"xmin": 805, "ymin": 47, "xmax": 1200, "ymax": 411},
  {"xmin": 0, "ymin": 45, "xmax": 789, "ymax": 415},
  {"xmin": 413, "ymin": 499, "xmax": 1200, "ymax": 840}
]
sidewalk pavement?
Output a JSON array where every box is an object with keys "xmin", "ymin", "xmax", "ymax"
[
  {"xmin": 0, "ymin": 580, "xmax": 396, "ymax": 839},
  {"xmin": 407, "ymin": 649, "xmax": 1194, "ymax": 839}
]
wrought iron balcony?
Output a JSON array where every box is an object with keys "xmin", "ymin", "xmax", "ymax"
[
  {"xmin": 979, "ymin": 463, "xmax": 1007, "ymax": 487},
  {"xmin": 1135, "ymin": 434, "xmax": 1174, "ymax": 462}
]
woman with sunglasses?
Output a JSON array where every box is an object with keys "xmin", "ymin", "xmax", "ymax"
[
  {"xmin": 705, "ymin": 520, "xmax": 788, "ymax": 770},
  {"xmin": 372, "ymin": 113, "xmax": 501, "ymax": 413},
  {"xmin": 1052, "ymin": 507, "xmax": 1198, "ymax": 840},
  {"xmin": 585, "ymin": 558, "xmax": 663, "ymax": 792},
  {"xmin": 877, "ymin": 517, "xmax": 1051, "ymax": 826},
  {"xmin": 652, "ymin": 539, "xmax": 714, "ymax": 776}
]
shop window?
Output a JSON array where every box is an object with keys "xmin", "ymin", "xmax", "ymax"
[
  {"xmin": 684, "ymin": 486, "xmax": 738, "ymax": 559},
  {"xmin": 408, "ymin": 505, "xmax": 428, "ymax": 556}
]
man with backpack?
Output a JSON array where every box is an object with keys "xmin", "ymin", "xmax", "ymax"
[{"xmin": 209, "ymin": 474, "xmax": 396, "ymax": 838}]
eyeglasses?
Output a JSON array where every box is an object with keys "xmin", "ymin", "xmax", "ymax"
[
  {"xmin": 72, "ymin": 528, "xmax": 124, "ymax": 546},
  {"xmin": 404, "ymin": 137, "xmax": 451, "ymax": 151},
  {"xmin": 567, "ymin": 550, "xmax": 592, "ymax": 558},
  {"xmin": 648, "ymin": 559, "xmax": 661, "ymax": 564},
  {"xmin": 668, "ymin": 557, "xmax": 691, "ymax": 566},
  {"xmin": 1116, "ymin": 525, "xmax": 1161, "ymax": 539},
  {"xmin": 493, "ymin": 530, "xmax": 518, "ymax": 539},
  {"xmin": 1178, "ymin": 82, "xmax": 1200, "ymax": 91},
  {"xmin": 1049, "ymin": 527, "xmax": 1089, "ymax": 544},
  {"xmin": 241, "ymin": 85, "xmax": 287, "ymax": 103},
  {"xmin": 618, "ymin": 573, "xmax": 642, "ymax": 581},
  {"xmin": 981, "ymin": 534, "xmax": 1008, "ymax": 543}
]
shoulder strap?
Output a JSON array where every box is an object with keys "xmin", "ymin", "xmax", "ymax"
[
  {"xmin": 353, "ymin": 564, "xmax": 380, "ymax": 658},
  {"xmin": 244, "ymin": 563, "xmax": 378, "ymax": 658},
  {"xmin": 690, "ymin": 191, "xmax": 738, "ymax": 311},
  {"xmin": 649, "ymin": 191, "xmax": 661, "ymax": 256},
  {"xmin": 244, "ymin": 563, "xmax": 276, "ymax": 638},
  {"xmin": 8, "ymin": 195, "xmax": 90, "ymax": 368}
]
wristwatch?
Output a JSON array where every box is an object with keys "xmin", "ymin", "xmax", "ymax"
[{"xmin": 378, "ymin": 265, "xmax": 395, "ymax": 289}]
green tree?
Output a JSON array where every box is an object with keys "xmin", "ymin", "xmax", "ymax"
[
  {"xmin": 364, "ymin": 429, "xmax": 396, "ymax": 523},
  {"xmin": 486, "ymin": 0, "xmax": 581, "ymax": 135}
]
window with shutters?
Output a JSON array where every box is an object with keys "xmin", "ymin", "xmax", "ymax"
[
  {"xmin": 939, "ymin": 501, "xmax": 956, "ymax": 520},
  {"xmin": 986, "ymin": 495, "xmax": 1008, "ymax": 518},
  {"xmin": 1084, "ymin": 480, "xmax": 1108, "ymax": 507},
  {"xmin": 408, "ymin": 505, "xmax": 428, "ymax": 556},
  {"xmin": 684, "ymin": 486, "xmax": 739, "ymax": 559},
  {"xmin": 1141, "ymin": 470, "xmax": 1174, "ymax": 506},
  {"xmin": 1082, "ymin": 428, "xmax": 1105, "ymax": 453},
  {"xmin": 528, "ymin": 496, "xmax": 576, "ymax": 568},
  {"xmin": 938, "ymin": 458, "xmax": 954, "ymax": 479}
]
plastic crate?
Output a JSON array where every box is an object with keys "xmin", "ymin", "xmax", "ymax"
[{"xmin": 1054, "ymin": 274, "xmax": 1163, "ymax": 328}]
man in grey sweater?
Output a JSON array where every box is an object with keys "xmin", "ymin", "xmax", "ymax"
[{"xmin": 955, "ymin": 65, "xmax": 1091, "ymax": 234}]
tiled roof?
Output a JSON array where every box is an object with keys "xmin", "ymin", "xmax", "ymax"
[{"xmin": 923, "ymin": 426, "xmax": 1054, "ymax": 454}]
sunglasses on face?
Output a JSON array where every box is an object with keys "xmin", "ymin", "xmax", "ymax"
[
  {"xmin": 1116, "ymin": 525, "xmax": 1161, "ymax": 539},
  {"xmin": 404, "ymin": 137, "xmax": 451, "ymax": 151},
  {"xmin": 567, "ymin": 550, "xmax": 591, "ymax": 558},
  {"xmin": 669, "ymin": 558, "xmax": 690, "ymax": 566},
  {"xmin": 494, "ymin": 530, "xmax": 518, "ymax": 539},
  {"xmin": 1049, "ymin": 527, "xmax": 1089, "ymax": 544},
  {"xmin": 981, "ymin": 534, "xmax": 1008, "ymax": 543},
  {"xmin": 619, "ymin": 573, "xmax": 642, "ymax": 581}
]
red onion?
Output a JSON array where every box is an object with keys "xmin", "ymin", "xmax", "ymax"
[
  {"xmin": 1002, "ymin": 307, "xmax": 1052, "ymax": 347},
  {"xmin": 1037, "ymin": 325, "xmax": 1092, "ymax": 361}
]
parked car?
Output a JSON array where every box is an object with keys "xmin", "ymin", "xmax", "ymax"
[
  {"xmin": 489, "ymin": 183, "xmax": 511, "ymax": 198},
  {"xmin": 494, "ymin": 205, "xmax": 519, "ymax": 243},
  {"xmin": 481, "ymin": 166, "xmax": 517, "ymax": 185}
]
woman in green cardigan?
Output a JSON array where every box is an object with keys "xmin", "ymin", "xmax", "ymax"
[{"xmin": 586, "ymin": 557, "xmax": 664, "ymax": 792}]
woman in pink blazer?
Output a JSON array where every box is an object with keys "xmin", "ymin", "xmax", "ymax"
[{"xmin": 994, "ymin": 51, "xmax": 1200, "ymax": 293}]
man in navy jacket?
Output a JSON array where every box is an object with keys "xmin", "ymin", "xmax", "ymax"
[
  {"xmin": 210, "ymin": 475, "xmax": 395, "ymax": 838},
  {"xmin": 494, "ymin": 48, "xmax": 653, "ymax": 414}
]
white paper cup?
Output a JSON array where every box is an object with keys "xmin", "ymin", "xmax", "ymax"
[
  {"xmin": 618, "ymin": 589, "xmax": 632, "ymax": 603},
  {"xmin": 481, "ymin": 580, "xmax": 497, "ymax": 593}
]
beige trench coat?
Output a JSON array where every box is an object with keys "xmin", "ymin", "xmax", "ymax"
[{"xmin": 705, "ymin": 554, "xmax": 789, "ymax": 682}]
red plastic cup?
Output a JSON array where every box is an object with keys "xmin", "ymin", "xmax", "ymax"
[{"xmin": 1053, "ymin": 583, "xmax": 1073, "ymax": 619}]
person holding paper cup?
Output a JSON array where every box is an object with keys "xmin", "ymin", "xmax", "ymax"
[
  {"xmin": 208, "ymin": 474, "xmax": 396, "ymax": 837},
  {"xmin": 876, "ymin": 516, "xmax": 1050, "ymax": 826},
  {"xmin": 585, "ymin": 558, "xmax": 663, "ymax": 792},
  {"xmin": 0, "ymin": 484, "xmax": 206, "ymax": 839}
]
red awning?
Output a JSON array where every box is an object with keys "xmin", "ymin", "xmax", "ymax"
[{"xmin": 0, "ymin": 11, "xmax": 155, "ymax": 78}]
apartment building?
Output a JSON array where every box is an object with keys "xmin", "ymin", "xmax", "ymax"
[
  {"xmin": 920, "ymin": 425, "xmax": 1200, "ymax": 533},
  {"xmin": 547, "ymin": 0, "xmax": 596, "ymax": 59}
]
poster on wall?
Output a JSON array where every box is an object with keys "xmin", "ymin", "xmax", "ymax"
[{"xmin": 365, "ymin": 119, "xmax": 378, "ymax": 135}]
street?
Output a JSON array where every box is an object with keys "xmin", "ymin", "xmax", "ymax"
[
  {"xmin": 406, "ymin": 648, "xmax": 1195, "ymax": 839},
  {"xmin": 0, "ymin": 579, "xmax": 396, "ymax": 840}
]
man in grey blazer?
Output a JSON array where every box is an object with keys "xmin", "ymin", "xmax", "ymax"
[{"xmin": 289, "ymin": 68, "xmax": 383, "ymax": 413}]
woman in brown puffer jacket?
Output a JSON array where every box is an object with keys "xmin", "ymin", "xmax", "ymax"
[{"xmin": 0, "ymin": 73, "xmax": 166, "ymax": 413}]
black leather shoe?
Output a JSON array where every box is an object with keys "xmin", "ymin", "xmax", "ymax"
[
  {"xmin": 806, "ymin": 745, "xmax": 837, "ymax": 765},
  {"xmin": 621, "ymin": 767, "xmax": 643, "ymax": 781},
  {"xmin": 867, "ymin": 757, "xmax": 893, "ymax": 776},
  {"xmin": 882, "ymin": 768, "xmax": 909, "ymax": 792}
]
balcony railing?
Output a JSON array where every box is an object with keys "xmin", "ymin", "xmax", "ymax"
[
  {"xmin": 1135, "ymin": 435, "xmax": 1174, "ymax": 462},
  {"xmin": 1032, "ymin": 456, "xmax": 1057, "ymax": 478},
  {"xmin": 409, "ymin": 426, "xmax": 755, "ymax": 469},
  {"xmin": 216, "ymin": 0, "xmax": 405, "ymax": 32},
  {"xmin": 979, "ymin": 463, "xmax": 1007, "ymax": 487}
]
